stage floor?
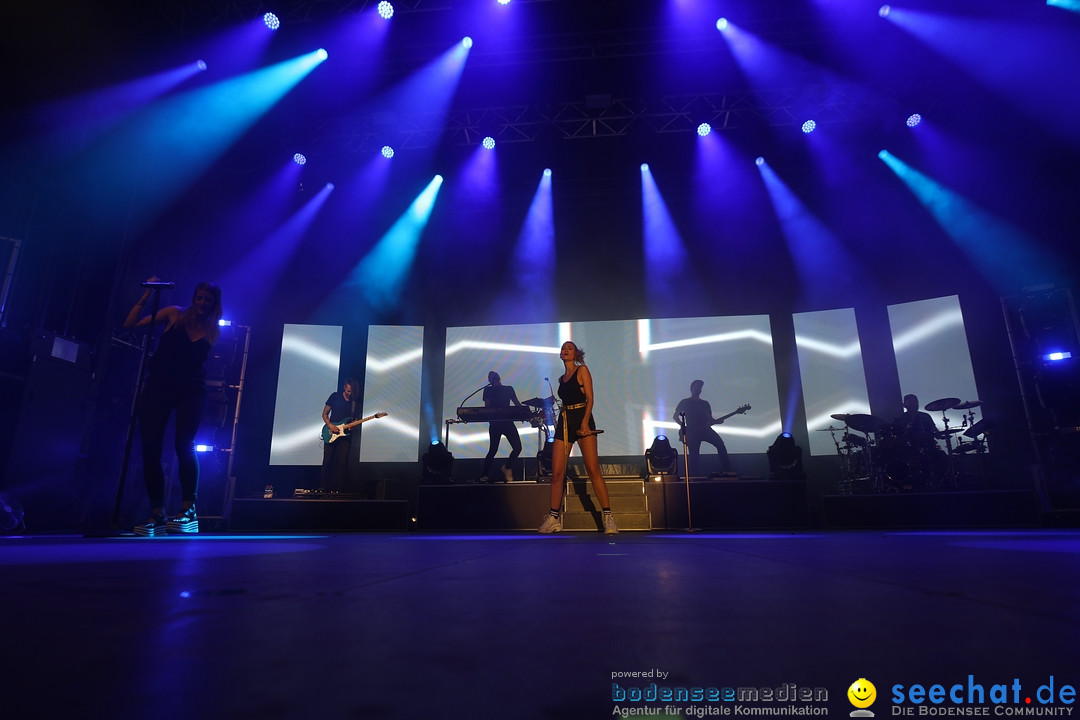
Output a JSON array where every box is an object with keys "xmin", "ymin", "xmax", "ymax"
[{"xmin": 5, "ymin": 530, "xmax": 1078, "ymax": 719}]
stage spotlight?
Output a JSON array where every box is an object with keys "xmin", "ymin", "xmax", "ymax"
[
  {"xmin": 879, "ymin": 5, "xmax": 891, "ymax": 17},
  {"xmin": 498, "ymin": 0, "xmax": 511, "ymax": 4},
  {"xmin": 378, "ymin": 1, "xmax": 394, "ymax": 19},
  {"xmin": 755, "ymin": 157, "xmax": 765, "ymax": 166},
  {"xmin": 646, "ymin": 435, "xmax": 678, "ymax": 477},
  {"xmin": 316, "ymin": 48, "xmax": 328, "ymax": 61},
  {"xmin": 543, "ymin": 168, "xmax": 552, "ymax": 177},
  {"xmin": 482, "ymin": 136, "xmax": 495, "ymax": 150},
  {"xmin": 264, "ymin": 12, "xmax": 280, "ymax": 30},
  {"xmin": 293, "ymin": 153, "xmax": 306, "ymax": 165},
  {"xmin": 697, "ymin": 122, "xmax": 712, "ymax": 137},
  {"xmin": 1044, "ymin": 351, "xmax": 1073, "ymax": 362},
  {"xmin": 801, "ymin": 120, "xmax": 816, "ymax": 134},
  {"xmin": 422, "ymin": 441, "xmax": 454, "ymax": 483},
  {"xmin": 196, "ymin": 444, "xmax": 214, "ymax": 453},
  {"xmin": 906, "ymin": 113, "xmax": 923, "ymax": 127},
  {"xmin": 196, "ymin": 60, "xmax": 207, "ymax": 71},
  {"xmin": 462, "ymin": 36, "xmax": 473, "ymax": 49},
  {"xmin": 767, "ymin": 432, "xmax": 805, "ymax": 481},
  {"xmin": 326, "ymin": 182, "xmax": 335, "ymax": 191},
  {"xmin": 381, "ymin": 145, "xmax": 395, "ymax": 159},
  {"xmin": 716, "ymin": 17, "xmax": 728, "ymax": 31}
]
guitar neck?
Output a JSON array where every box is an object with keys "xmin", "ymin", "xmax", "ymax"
[
  {"xmin": 343, "ymin": 414, "xmax": 379, "ymax": 430},
  {"xmin": 713, "ymin": 406, "xmax": 749, "ymax": 424}
]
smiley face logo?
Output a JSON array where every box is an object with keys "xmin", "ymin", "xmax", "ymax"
[{"xmin": 848, "ymin": 678, "xmax": 877, "ymax": 709}]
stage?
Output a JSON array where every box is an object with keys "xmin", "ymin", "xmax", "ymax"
[
  {"xmin": 4, "ymin": 529, "xmax": 1078, "ymax": 718},
  {"xmin": 219, "ymin": 477, "xmax": 1042, "ymax": 533}
]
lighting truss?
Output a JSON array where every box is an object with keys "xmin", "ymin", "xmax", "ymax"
[{"xmin": 306, "ymin": 85, "xmax": 910, "ymax": 154}]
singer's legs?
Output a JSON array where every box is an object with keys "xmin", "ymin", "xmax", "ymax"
[
  {"xmin": 548, "ymin": 438, "xmax": 572, "ymax": 511},
  {"xmin": 172, "ymin": 389, "xmax": 207, "ymax": 505},
  {"xmin": 138, "ymin": 385, "xmax": 172, "ymax": 511},
  {"xmin": 578, "ymin": 434, "xmax": 611, "ymax": 508}
]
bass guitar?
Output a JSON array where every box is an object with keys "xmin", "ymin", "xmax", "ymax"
[
  {"xmin": 679, "ymin": 404, "xmax": 751, "ymax": 442},
  {"xmin": 321, "ymin": 412, "xmax": 388, "ymax": 444}
]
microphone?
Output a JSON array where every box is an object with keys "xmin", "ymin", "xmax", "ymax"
[{"xmin": 141, "ymin": 281, "xmax": 175, "ymax": 289}]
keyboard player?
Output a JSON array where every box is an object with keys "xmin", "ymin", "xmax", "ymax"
[{"xmin": 479, "ymin": 371, "xmax": 524, "ymax": 483}]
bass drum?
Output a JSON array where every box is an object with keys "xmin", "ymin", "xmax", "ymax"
[{"xmin": 885, "ymin": 446, "xmax": 948, "ymax": 492}]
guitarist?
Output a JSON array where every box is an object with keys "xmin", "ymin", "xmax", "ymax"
[
  {"xmin": 320, "ymin": 377, "xmax": 359, "ymax": 493},
  {"xmin": 673, "ymin": 379, "xmax": 732, "ymax": 477}
]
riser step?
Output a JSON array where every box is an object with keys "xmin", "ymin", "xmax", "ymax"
[
  {"xmin": 562, "ymin": 480, "xmax": 646, "ymax": 497},
  {"xmin": 561, "ymin": 511, "xmax": 652, "ymax": 531},
  {"xmin": 564, "ymin": 496, "xmax": 648, "ymax": 513}
]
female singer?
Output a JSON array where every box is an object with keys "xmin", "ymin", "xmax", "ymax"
[
  {"xmin": 538, "ymin": 341, "xmax": 617, "ymax": 534},
  {"xmin": 124, "ymin": 278, "xmax": 222, "ymax": 536}
]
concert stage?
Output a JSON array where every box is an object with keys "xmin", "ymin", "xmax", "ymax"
[
  {"xmin": 6, "ymin": 529, "xmax": 1079, "ymax": 718},
  {"xmin": 414, "ymin": 477, "xmax": 811, "ymax": 531},
  {"xmin": 226, "ymin": 477, "xmax": 1042, "ymax": 532},
  {"xmin": 229, "ymin": 497, "xmax": 409, "ymax": 532}
]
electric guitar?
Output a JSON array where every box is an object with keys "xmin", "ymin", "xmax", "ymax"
[
  {"xmin": 321, "ymin": 412, "xmax": 388, "ymax": 444},
  {"xmin": 678, "ymin": 404, "xmax": 751, "ymax": 442}
]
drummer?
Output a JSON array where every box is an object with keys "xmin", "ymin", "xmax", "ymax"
[{"xmin": 893, "ymin": 394, "xmax": 938, "ymax": 448}]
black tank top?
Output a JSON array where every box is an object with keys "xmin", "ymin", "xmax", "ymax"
[
  {"xmin": 558, "ymin": 367, "xmax": 587, "ymax": 405},
  {"xmin": 148, "ymin": 323, "xmax": 211, "ymax": 382}
]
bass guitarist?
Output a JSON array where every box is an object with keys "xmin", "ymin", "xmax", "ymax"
[
  {"xmin": 673, "ymin": 379, "xmax": 747, "ymax": 477},
  {"xmin": 321, "ymin": 377, "xmax": 359, "ymax": 493}
]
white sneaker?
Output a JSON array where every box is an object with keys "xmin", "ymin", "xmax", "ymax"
[
  {"xmin": 602, "ymin": 513, "xmax": 619, "ymax": 535},
  {"xmin": 538, "ymin": 514, "xmax": 563, "ymax": 534},
  {"xmin": 501, "ymin": 464, "xmax": 514, "ymax": 482}
]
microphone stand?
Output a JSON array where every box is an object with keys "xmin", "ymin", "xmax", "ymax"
[
  {"xmin": 678, "ymin": 412, "xmax": 696, "ymax": 531},
  {"xmin": 459, "ymin": 384, "xmax": 489, "ymax": 408},
  {"xmin": 110, "ymin": 282, "xmax": 171, "ymax": 531}
]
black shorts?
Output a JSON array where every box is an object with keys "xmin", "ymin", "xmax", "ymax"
[{"xmin": 554, "ymin": 407, "xmax": 596, "ymax": 445}]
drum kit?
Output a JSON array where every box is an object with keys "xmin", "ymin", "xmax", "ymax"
[{"xmin": 822, "ymin": 397, "xmax": 992, "ymax": 494}]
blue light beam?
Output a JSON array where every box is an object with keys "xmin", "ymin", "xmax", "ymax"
[
  {"xmin": 345, "ymin": 176, "xmax": 444, "ymax": 309},
  {"xmin": 68, "ymin": 49, "xmax": 327, "ymax": 233},
  {"xmin": 757, "ymin": 160, "xmax": 865, "ymax": 307},
  {"xmin": 641, "ymin": 166, "xmax": 706, "ymax": 315},
  {"xmin": 879, "ymin": 150, "xmax": 1061, "ymax": 291},
  {"xmin": 490, "ymin": 170, "xmax": 556, "ymax": 323}
]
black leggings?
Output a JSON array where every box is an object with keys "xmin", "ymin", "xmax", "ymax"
[{"xmin": 138, "ymin": 377, "xmax": 207, "ymax": 509}]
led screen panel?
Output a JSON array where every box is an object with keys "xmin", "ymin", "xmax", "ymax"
[
  {"xmin": 443, "ymin": 317, "xmax": 782, "ymax": 458},
  {"xmin": 359, "ymin": 325, "xmax": 424, "ymax": 463},
  {"xmin": 269, "ymin": 324, "xmax": 342, "ymax": 466},
  {"xmin": 793, "ymin": 308, "xmax": 872, "ymax": 457},
  {"xmin": 888, "ymin": 295, "xmax": 982, "ymax": 444}
]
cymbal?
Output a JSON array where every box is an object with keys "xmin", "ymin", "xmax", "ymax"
[
  {"xmin": 845, "ymin": 413, "xmax": 886, "ymax": 434},
  {"xmin": 522, "ymin": 396, "xmax": 555, "ymax": 408},
  {"xmin": 964, "ymin": 419, "xmax": 992, "ymax": 438},
  {"xmin": 935, "ymin": 428, "xmax": 964, "ymax": 438},
  {"xmin": 816, "ymin": 426, "xmax": 846, "ymax": 432},
  {"xmin": 830, "ymin": 413, "xmax": 850, "ymax": 422},
  {"xmin": 952, "ymin": 441, "xmax": 985, "ymax": 454},
  {"xmin": 954, "ymin": 400, "xmax": 983, "ymax": 410},
  {"xmin": 925, "ymin": 397, "xmax": 961, "ymax": 412}
]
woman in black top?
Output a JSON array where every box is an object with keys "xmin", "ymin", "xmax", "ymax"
[
  {"xmin": 538, "ymin": 341, "xmax": 618, "ymax": 534},
  {"xmin": 124, "ymin": 278, "xmax": 222, "ymax": 536}
]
